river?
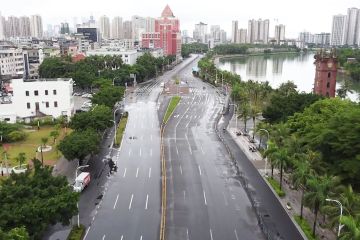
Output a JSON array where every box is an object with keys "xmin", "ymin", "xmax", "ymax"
[{"xmin": 217, "ymin": 53, "xmax": 360, "ymax": 101}]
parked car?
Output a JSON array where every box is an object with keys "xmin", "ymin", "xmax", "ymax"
[{"xmin": 73, "ymin": 172, "xmax": 91, "ymax": 192}]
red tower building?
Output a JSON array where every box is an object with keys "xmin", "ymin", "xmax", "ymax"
[
  {"xmin": 313, "ymin": 49, "xmax": 338, "ymax": 97},
  {"xmin": 142, "ymin": 5, "xmax": 181, "ymax": 57}
]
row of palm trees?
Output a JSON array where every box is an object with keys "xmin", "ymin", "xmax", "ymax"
[{"xmin": 262, "ymin": 123, "xmax": 360, "ymax": 239}]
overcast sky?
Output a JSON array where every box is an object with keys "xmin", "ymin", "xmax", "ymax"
[{"xmin": 0, "ymin": 0, "xmax": 358, "ymax": 38}]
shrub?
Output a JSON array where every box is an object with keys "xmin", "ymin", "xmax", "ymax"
[
  {"xmin": 267, "ymin": 177, "xmax": 286, "ymax": 197},
  {"xmin": 8, "ymin": 130, "xmax": 27, "ymax": 142}
]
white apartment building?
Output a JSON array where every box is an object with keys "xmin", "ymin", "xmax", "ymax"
[
  {"xmin": 30, "ymin": 15, "xmax": 43, "ymax": 38},
  {"xmin": 0, "ymin": 46, "xmax": 24, "ymax": 79},
  {"xmin": 237, "ymin": 29, "xmax": 247, "ymax": 44},
  {"xmin": 232, "ymin": 20, "xmax": 238, "ymax": 43},
  {"xmin": 0, "ymin": 78, "xmax": 74, "ymax": 123},
  {"xmin": 331, "ymin": 14, "xmax": 347, "ymax": 46},
  {"xmin": 131, "ymin": 16, "xmax": 146, "ymax": 42},
  {"xmin": 274, "ymin": 24, "xmax": 286, "ymax": 44},
  {"xmin": 111, "ymin": 17, "xmax": 123, "ymax": 39},
  {"xmin": 248, "ymin": 19, "xmax": 270, "ymax": 44},
  {"xmin": 343, "ymin": 7, "xmax": 359, "ymax": 46},
  {"xmin": 193, "ymin": 22, "xmax": 208, "ymax": 44},
  {"xmin": 86, "ymin": 48, "xmax": 142, "ymax": 65},
  {"xmin": 99, "ymin": 15, "xmax": 110, "ymax": 39}
]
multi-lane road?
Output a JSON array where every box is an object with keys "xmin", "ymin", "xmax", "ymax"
[{"xmin": 77, "ymin": 54, "xmax": 303, "ymax": 240}]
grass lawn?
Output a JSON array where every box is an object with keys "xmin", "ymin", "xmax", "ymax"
[
  {"xmin": 115, "ymin": 116, "xmax": 128, "ymax": 147},
  {"xmin": 67, "ymin": 225, "xmax": 85, "ymax": 240},
  {"xmin": 163, "ymin": 96, "xmax": 181, "ymax": 124},
  {"xmin": 267, "ymin": 177, "xmax": 286, "ymax": 197},
  {"xmin": 294, "ymin": 215, "xmax": 319, "ymax": 240},
  {"xmin": 2, "ymin": 126, "xmax": 70, "ymax": 168}
]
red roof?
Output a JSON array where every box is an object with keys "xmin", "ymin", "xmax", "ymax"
[
  {"xmin": 161, "ymin": 5, "xmax": 174, "ymax": 18},
  {"xmin": 72, "ymin": 54, "xmax": 86, "ymax": 63}
]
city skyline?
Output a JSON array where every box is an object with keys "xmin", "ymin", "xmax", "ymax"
[{"xmin": 0, "ymin": 0, "xmax": 359, "ymax": 38}]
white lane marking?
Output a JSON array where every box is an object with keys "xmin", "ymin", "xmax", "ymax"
[
  {"xmin": 129, "ymin": 149, "xmax": 132, "ymax": 156},
  {"xmin": 120, "ymin": 236, "xmax": 123, "ymax": 240},
  {"xmin": 139, "ymin": 148, "xmax": 142, "ymax": 157},
  {"xmin": 198, "ymin": 165, "xmax": 202, "ymax": 176},
  {"xmin": 123, "ymin": 168, "xmax": 127, "ymax": 178},
  {"xmin": 176, "ymin": 145, "xmax": 179, "ymax": 155},
  {"xmin": 113, "ymin": 194, "xmax": 119, "ymax": 209},
  {"xmin": 150, "ymin": 148, "xmax": 153, "ymax": 156},
  {"xmin": 200, "ymin": 144, "xmax": 205, "ymax": 154},
  {"xmin": 150, "ymin": 134, "xmax": 153, "ymax": 141},
  {"xmin": 185, "ymin": 118, "xmax": 192, "ymax": 128},
  {"xmin": 148, "ymin": 168, "xmax": 152, "ymax": 178},
  {"xmin": 83, "ymin": 227, "xmax": 91, "ymax": 240},
  {"xmin": 102, "ymin": 235, "xmax": 106, "ymax": 240},
  {"xmin": 210, "ymin": 229, "xmax": 213, "ymax": 240},
  {"xmin": 185, "ymin": 133, "xmax": 192, "ymax": 155},
  {"xmin": 203, "ymin": 191, "xmax": 207, "ymax": 205},
  {"xmin": 145, "ymin": 194, "xmax": 149, "ymax": 209},
  {"xmin": 223, "ymin": 192, "xmax": 228, "ymax": 206},
  {"xmin": 140, "ymin": 236, "xmax": 143, "ymax": 240},
  {"xmin": 183, "ymin": 190, "xmax": 186, "ymax": 200},
  {"xmin": 186, "ymin": 228, "xmax": 189, "ymax": 240},
  {"xmin": 179, "ymin": 165, "xmax": 183, "ymax": 175},
  {"xmin": 136, "ymin": 168, "xmax": 139, "ymax": 178},
  {"xmin": 234, "ymin": 229, "xmax": 239, "ymax": 240},
  {"xmin": 129, "ymin": 194, "xmax": 134, "ymax": 210}
]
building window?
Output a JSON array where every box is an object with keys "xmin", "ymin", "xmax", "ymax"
[
  {"xmin": 54, "ymin": 101, "xmax": 58, "ymax": 107},
  {"xmin": 328, "ymin": 72, "xmax": 331, "ymax": 78},
  {"xmin": 327, "ymin": 82, "xmax": 330, "ymax": 88},
  {"xmin": 34, "ymin": 90, "xmax": 38, "ymax": 96},
  {"xmin": 25, "ymin": 91, "xmax": 29, "ymax": 96},
  {"xmin": 53, "ymin": 89, "xmax": 57, "ymax": 95},
  {"xmin": 27, "ymin": 102, "xmax": 30, "ymax": 109},
  {"xmin": 45, "ymin": 90, "xmax": 48, "ymax": 95},
  {"xmin": 45, "ymin": 102, "xmax": 49, "ymax": 108}
]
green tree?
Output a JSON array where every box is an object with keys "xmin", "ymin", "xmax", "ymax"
[
  {"xmin": 50, "ymin": 130, "xmax": 60, "ymax": 144},
  {"xmin": 41, "ymin": 137, "xmax": 48, "ymax": 147},
  {"xmin": 304, "ymin": 175, "xmax": 340, "ymax": 237},
  {"xmin": 0, "ymin": 159, "xmax": 78, "ymax": 239},
  {"xmin": 70, "ymin": 105, "xmax": 112, "ymax": 132},
  {"xmin": 340, "ymin": 215, "xmax": 360, "ymax": 240},
  {"xmin": 15, "ymin": 152, "xmax": 26, "ymax": 168},
  {"xmin": 58, "ymin": 129, "xmax": 100, "ymax": 162},
  {"xmin": 0, "ymin": 227, "xmax": 30, "ymax": 240},
  {"xmin": 263, "ymin": 140, "xmax": 279, "ymax": 177},
  {"xmin": 272, "ymin": 148, "xmax": 289, "ymax": 190},
  {"xmin": 91, "ymin": 86, "xmax": 125, "ymax": 108}
]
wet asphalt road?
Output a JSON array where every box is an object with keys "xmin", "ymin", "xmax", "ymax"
[{"xmin": 164, "ymin": 61, "xmax": 264, "ymax": 240}]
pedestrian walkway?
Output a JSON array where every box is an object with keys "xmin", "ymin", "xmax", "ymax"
[{"xmin": 227, "ymin": 115, "xmax": 337, "ymax": 240}]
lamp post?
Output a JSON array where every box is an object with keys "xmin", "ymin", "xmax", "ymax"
[
  {"xmin": 112, "ymin": 108, "xmax": 121, "ymax": 145},
  {"xmin": 258, "ymin": 128, "xmax": 270, "ymax": 177},
  {"xmin": 75, "ymin": 164, "xmax": 89, "ymax": 228},
  {"xmin": 326, "ymin": 198, "xmax": 344, "ymax": 237}
]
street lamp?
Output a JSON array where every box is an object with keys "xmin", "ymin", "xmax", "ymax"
[
  {"xmin": 229, "ymin": 104, "xmax": 238, "ymax": 130},
  {"xmin": 112, "ymin": 108, "xmax": 121, "ymax": 144},
  {"xmin": 76, "ymin": 164, "xmax": 89, "ymax": 228},
  {"xmin": 326, "ymin": 198, "xmax": 344, "ymax": 237},
  {"xmin": 258, "ymin": 128, "xmax": 270, "ymax": 177}
]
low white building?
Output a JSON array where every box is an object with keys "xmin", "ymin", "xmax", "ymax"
[
  {"xmin": 0, "ymin": 45, "xmax": 25, "ymax": 79},
  {"xmin": 86, "ymin": 48, "xmax": 142, "ymax": 65},
  {"xmin": 0, "ymin": 78, "xmax": 74, "ymax": 123}
]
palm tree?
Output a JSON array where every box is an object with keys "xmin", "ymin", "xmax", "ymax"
[
  {"xmin": 50, "ymin": 130, "xmax": 60, "ymax": 144},
  {"xmin": 15, "ymin": 152, "xmax": 26, "ymax": 168},
  {"xmin": 273, "ymin": 148, "xmax": 289, "ymax": 190},
  {"xmin": 292, "ymin": 159, "xmax": 313, "ymax": 219},
  {"xmin": 263, "ymin": 140, "xmax": 279, "ymax": 178},
  {"xmin": 41, "ymin": 137, "xmax": 48, "ymax": 147},
  {"xmin": 340, "ymin": 215, "xmax": 360, "ymax": 240},
  {"xmin": 305, "ymin": 175, "xmax": 341, "ymax": 237},
  {"xmin": 239, "ymin": 102, "xmax": 250, "ymax": 133}
]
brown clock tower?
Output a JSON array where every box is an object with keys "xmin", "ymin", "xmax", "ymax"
[{"xmin": 313, "ymin": 49, "xmax": 338, "ymax": 97}]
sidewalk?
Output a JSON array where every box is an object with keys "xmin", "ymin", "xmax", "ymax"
[{"xmin": 227, "ymin": 116, "xmax": 336, "ymax": 240}]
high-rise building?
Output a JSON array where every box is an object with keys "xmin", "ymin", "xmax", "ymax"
[
  {"xmin": 314, "ymin": 32, "xmax": 331, "ymax": 46},
  {"xmin": 274, "ymin": 24, "xmax": 285, "ymax": 44},
  {"xmin": 131, "ymin": 15, "xmax": 146, "ymax": 42},
  {"xmin": 99, "ymin": 15, "xmax": 110, "ymax": 39},
  {"xmin": 247, "ymin": 19, "xmax": 269, "ymax": 44},
  {"xmin": 111, "ymin": 17, "xmax": 123, "ymax": 39},
  {"xmin": 0, "ymin": 13, "xmax": 5, "ymax": 40},
  {"xmin": 232, "ymin": 20, "xmax": 238, "ymax": 43},
  {"xmin": 193, "ymin": 22, "xmax": 207, "ymax": 43},
  {"xmin": 237, "ymin": 28, "xmax": 247, "ymax": 43},
  {"xmin": 19, "ymin": 16, "xmax": 31, "ymax": 37},
  {"xmin": 123, "ymin": 21, "xmax": 132, "ymax": 39},
  {"xmin": 210, "ymin": 25, "xmax": 220, "ymax": 42},
  {"xmin": 298, "ymin": 31, "xmax": 313, "ymax": 43},
  {"xmin": 7, "ymin": 16, "xmax": 20, "ymax": 38},
  {"xmin": 145, "ymin": 17, "xmax": 155, "ymax": 32},
  {"xmin": 141, "ymin": 5, "xmax": 181, "ymax": 57},
  {"xmin": 343, "ymin": 7, "xmax": 359, "ymax": 46},
  {"xmin": 220, "ymin": 30, "xmax": 227, "ymax": 44},
  {"xmin": 60, "ymin": 22, "xmax": 70, "ymax": 35},
  {"xmin": 330, "ymin": 14, "xmax": 347, "ymax": 46},
  {"xmin": 30, "ymin": 15, "xmax": 43, "ymax": 38}
]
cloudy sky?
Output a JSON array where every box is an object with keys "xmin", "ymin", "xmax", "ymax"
[{"xmin": 1, "ymin": 0, "xmax": 358, "ymax": 38}]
